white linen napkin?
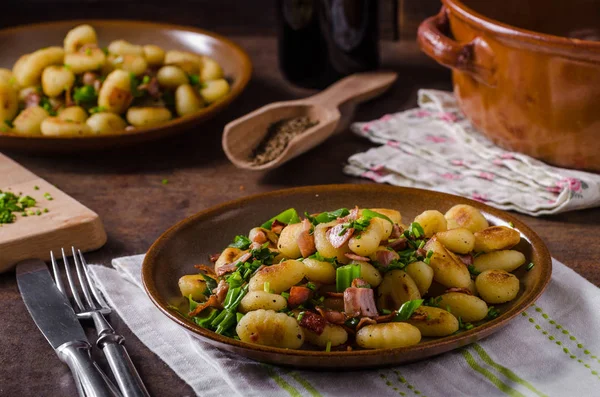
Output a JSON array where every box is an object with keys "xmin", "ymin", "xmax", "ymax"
[
  {"xmin": 345, "ymin": 90, "xmax": 600, "ymax": 216},
  {"xmin": 89, "ymin": 255, "xmax": 600, "ymax": 397}
]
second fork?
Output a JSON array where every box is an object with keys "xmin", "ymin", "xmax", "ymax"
[{"xmin": 52, "ymin": 247, "xmax": 150, "ymax": 397}]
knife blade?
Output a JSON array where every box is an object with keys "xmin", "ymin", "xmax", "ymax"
[{"xmin": 17, "ymin": 259, "xmax": 121, "ymax": 397}]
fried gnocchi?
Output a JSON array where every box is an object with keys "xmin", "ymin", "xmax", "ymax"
[
  {"xmin": 175, "ymin": 205, "xmax": 530, "ymax": 351},
  {"xmin": 0, "ymin": 24, "xmax": 230, "ymax": 137}
]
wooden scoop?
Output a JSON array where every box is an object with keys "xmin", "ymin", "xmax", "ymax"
[{"xmin": 222, "ymin": 71, "xmax": 398, "ymax": 171}]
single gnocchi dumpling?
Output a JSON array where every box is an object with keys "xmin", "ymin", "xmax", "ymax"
[
  {"xmin": 445, "ymin": 204, "xmax": 489, "ymax": 233},
  {"xmin": 302, "ymin": 258, "xmax": 336, "ymax": 284},
  {"xmin": 236, "ymin": 309, "xmax": 304, "ymax": 349},
  {"xmin": 476, "ymin": 269, "xmax": 519, "ymax": 304},
  {"xmin": 64, "ymin": 48, "xmax": 107, "ymax": 74},
  {"xmin": 58, "ymin": 106, "xmax": 88, "ymax": 123},
  {"xmin": 64, "ymin": 24, "xmax": 98, "ymax": 53},
  {"xmin": 156, "ymin": 65, "xmax": 189, "ymax": 89},
  {"xmin": 107, "ymin": 40, "xmax": 144, "ymax": 57},
  {"xmin": 98, "ymin": 69, "xmax": 133, "ymax": 114},
  {"xmin": 126, "ymin": 107, "xmax": 172, "ymax": 127},
  {"xmin": 12, "ymin": 106, "xmax": 49, "ymax": 135},
  {"xmin": 248, "ymin": 259, "xmax": 304, "ymax": 293},
  {"xmin": 0, "ymin": 81, "xmax": 19, "ymax": 122},
  {"xmin": 356, "ymin": 322, "xmax": 421, "ymax": 349},
  {"xmin": 376, "ymin": 269, "xmax": 420, "ymax": 311},
  {"xmin": 42, "ymin": 66, "xmax": 76, "ymax": 98},
  {"xmin": 86, "ymin": 112, "xmax": 127, "ymax": 135},
  {"xmin": 178, "ymin": 274, "xmax": 208, "ymax": 301},
  {"xmin": 41, "ymin": 117, "xmax": 92, "ymax": 137},
  {"xmin": 238, "ymin": 291, "xmax": 287, "ymax": 313},
  {"xmin": 13, "ymin": 47, "xmax": 65, "ymax": 87},
  {"xmin": 200, "ymin": 79, "xmax": 230, "ymax": 103},
  {"xmin": 406, "ymin": 306, "xmax": 459, "ymax": 337},
  {"xmin": 414, "ymin": 210, "xmax": 447, "ymax": 238},
  {"xmin": 143, "ymin": 45, "xmax": 165, "ymax": 66}
]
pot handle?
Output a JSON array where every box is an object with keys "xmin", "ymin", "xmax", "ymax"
[{"xmin": 418, "ymin": 7, "xmax": 497, "ymax": 87}]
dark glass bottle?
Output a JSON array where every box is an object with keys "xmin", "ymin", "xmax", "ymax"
[{"xmin": 277, "ymin": 0, "xmax": 379, "ymax": 89}]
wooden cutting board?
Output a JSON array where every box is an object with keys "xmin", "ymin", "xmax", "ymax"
[{"xmin": 0, "ymin": 153, "xmax": 106, "ymax": 272}]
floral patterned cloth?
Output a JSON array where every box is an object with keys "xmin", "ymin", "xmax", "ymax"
[{"xmin": 345, "ymin": 89, "xmax": 600, "ymax": 215}]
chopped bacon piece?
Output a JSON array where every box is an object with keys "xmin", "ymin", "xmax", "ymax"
[
  {"xmin": 409, "ymin": 311, "xmax": 428, "ymax": 321},
  {"xmin": 188, "ymin": 295, "xmax": 220, "ymax": 317},
  {"xmin": 297, "ymin": 218, "xmax": 316, "ymax": 257},
  {"xmin": 325, "ymin": 292, "xmax": 344, "ymax": 298},
  {"xmin": 138, "ymin": 76, "xmax": 161, "ymax": 98},
  {"xmin": 344, "ymin": 287, "xmax": 378, "ymax": 318},
  {"xmin": 270, "ymin": 219, "xmax": 286, "ymax": 234},
  {"xmin": 215, "ymin": 252, "xmax": 252, "ymax": 276},
  {"xmin": 315, "ymin": 307, "xmax": 347, "ymax": 325},
  {"xmin": 213, "ymin": 280, "xmax": 229, "ymax": 305},
  {"xmin": 193, "ymin": 264, "xmax": 217, "ymax": 277},
  {"xmin": 344, "ymin": 253, "xmax": 370, "ymax": 262},
  {"xmin": 299, "ymin": 311, "xmax": 327, "ymax": 335},
  {"xmin": 327, "ymin": 224, "xmax": 354, "ymax": 248},
  {"xmin": 216, "ymin": 262, "xmax": 238, "ymax": 277},
  {"xmin": 288, "ymin": 286, "xmax": 312, "ymax": 308},
  {"xmin": 249, "ymin": 241, "xmax": 263, "ymax": 250},
  {"xmin": 339, "ymin": 206, "xmax": 360, "ymax": 223},
  {"xmin": 24, "ymin": 92, "xmax": 41, "ymax": 108},
  {"xmin": 457, "ymin": 254, "xmax": 473, "ymax": 266},
  {"xmin": 82, "ymin": 72, "xmax": 99, "ymax": 86},
  {"xmin": 356, "ymin": 317, "xmax": 377, "ymax": 331},
  {"xmin": 375, "ymin": 249, "xmax": 398, "ymax": 266},
  {"xmin": 390, "ymin": 224, "xmax": 403, "ymax": 239},
  {"xmin": 386, "ymin": 237, "xmax": 407, "ymax": 251},
  {"xmin": 351, "ymin": 278, "xmax": 370, "ymax": 288},
  {"xmin": 251, "ymin": 229, "xmax": 268, "ymax": 244},
  {"xmin": 209, "ymin": 253, "xmax": 221, "ymax": 263},
  {"xmin": 374, "ymin": 312, "xmax": 395, "ymax": 323},
  {"xmin": 445, "ymin": 287, "xmax": 473, "ymax": 295},
  {"xmin": 416, "ymin": 248, "xmax": 427, "ymax": 258}
]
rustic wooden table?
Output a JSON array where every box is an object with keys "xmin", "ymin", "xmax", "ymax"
[{"xmin": 1, "ymin": 36, "xmax": 599, "ymax": 397}]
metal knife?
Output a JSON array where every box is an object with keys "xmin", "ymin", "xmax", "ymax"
[{"xmin": 17, "ymin": 259, "xmax": 122, "ymax": 397}]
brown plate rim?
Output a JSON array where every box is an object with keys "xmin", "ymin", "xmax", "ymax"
[
  {"xmin": 0, "ymin": 19, "xmax": 252, "ymax": 142},
  {"xmin": 142, "ymin": 184, "xmax": 552, "ymax": 359}
]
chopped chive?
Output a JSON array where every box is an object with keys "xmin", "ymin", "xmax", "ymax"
[
  {"xmin": 508, "ymin": 221, "xmax": 514, "ymax": 228},
  {"xmin": 381, "ymin": 309, "xmax": 391, "ymax": 315},
  {"xmin": 43, "ymin": 208, "xmax": 49, "ymax": 213},
  {"xmin": 162, "ymin": 179, "xmax": 169, "ymax": 185},
  {"xmin": 526, "ymin": 262, "xmax": 535, "ymax": 271},
  {"xmin": 297, "ymin": 311, "xmax": 305, "ymax": 322},
  {"xmin": 33, "ymin": 186, "xmax": 39, "ymax": 190},
  {"xmin": 35, "ymin": 210, "xmax": 41, "ymax": 216},
  {"xmin": 306, "ymin": 282, "xmax": 317, "ymax": 291},
  {"xmin": 325, "ymin": 340, "xmax": 332, "ymax": 352},
  {"xmin": 43, "ymin": 193, "xmax": 53, "ymax": 201},
  {"xmin": 281, "ymin": 291, "xmax": 290, "ymax": 299}
]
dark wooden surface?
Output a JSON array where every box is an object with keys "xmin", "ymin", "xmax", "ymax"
[{"xmin": 1, "ymin": 33, "xmax": 599, "ymax": 397}]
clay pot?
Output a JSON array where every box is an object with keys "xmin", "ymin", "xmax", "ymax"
[{"xmin": 418, "ymin": 0, "xmax": 600, "ymax": 172}]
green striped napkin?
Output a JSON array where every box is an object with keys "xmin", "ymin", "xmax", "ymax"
[{"xmin": 90, "ymin": 256, "xmax": 600, "ymax": 397}]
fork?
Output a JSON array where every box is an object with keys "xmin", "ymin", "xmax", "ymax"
[{"xmin": 51, "ymin": 247, "xmax": 150, "ymax": 397}]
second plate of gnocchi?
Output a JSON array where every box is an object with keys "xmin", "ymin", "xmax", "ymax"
[{"xmin": 0, "ymin": 20, "xmax": 251, "ymax": 152}]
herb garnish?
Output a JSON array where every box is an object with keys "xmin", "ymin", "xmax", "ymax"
[{"xmin": 228, "ymin": 235, "xmax": 251, "ymax": 250}]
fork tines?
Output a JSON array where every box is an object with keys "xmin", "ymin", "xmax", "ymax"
[{"xmin": 50, "ymin": 247, "xmax": 110, "ymax": 316}]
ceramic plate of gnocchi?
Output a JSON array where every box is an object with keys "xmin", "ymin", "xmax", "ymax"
[
  {"xmin": 0, "ymin": 20, "xmax": 251, "ymax": 152},
  {"xmin": 142, "ymin": 184, "xmax": 551, "ymax": 369}
]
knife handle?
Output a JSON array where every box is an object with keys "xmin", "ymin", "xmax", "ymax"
[
  {"xmin": 57, "ymin": 340, "xmax": 122, "ymax": 397},
  {"xmin": 98, "ymin": 333, "xmax": 150, "ymax": 397}
]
